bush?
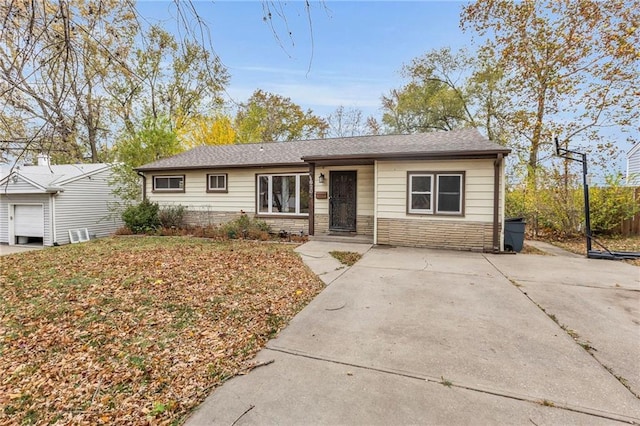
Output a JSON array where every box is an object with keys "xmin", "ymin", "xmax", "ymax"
[
  {"xmin": 590, "ymin": 174, "xmax": 640, "ymax": 234},
  {"xmin": 122, "ymin": 199, "xmax": 161, "ymax": 234},
  {"xmin": 158, "ymin": 205, "xmax": 186, "ymax": 229},
  {"xmin": 221, "ymin": 213, "xmax": 271, "ymax": 240}
]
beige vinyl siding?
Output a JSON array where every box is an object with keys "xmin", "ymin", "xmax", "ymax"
[
  {"xmin": 376, "ymin": 159, "xmax": 497, "ymax": 223},
  {"xmin": 313, "ymin": 165, "xmax": 374, "ymax": 216},
  {"xmin": 147, "ymin": 167, "xmax": 311, "ymax": 213},
  {"xmin": 54, "ymin": 169, "xmax": 124, "ymax": 245},
  {"xmin": 0, "ymin": 193, "xmax": 52, "ymax": 245}
]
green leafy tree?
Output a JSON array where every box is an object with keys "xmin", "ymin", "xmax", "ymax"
[
  {"xmin": 111, "ymin": 117, "xmax": 182, "ymax": 206},
  {"xmin": 235, "ymin": 89, "xmax": 328, "ymax": 142},
  {"xmin": 381, "ymin": 48, "xmax": 509, "ymax": 143}
]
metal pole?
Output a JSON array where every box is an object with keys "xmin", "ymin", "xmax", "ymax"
[{"xmin": 582, "ymin": 153, "xmax": 592, "ymax": 253}]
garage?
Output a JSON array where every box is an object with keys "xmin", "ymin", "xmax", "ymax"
[{"xmin": 13, "ymin": 204, "xmax": 44, "ymax": 244}]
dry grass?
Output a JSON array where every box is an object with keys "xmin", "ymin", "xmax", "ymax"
[
  {"xmin": 547, "ymin": 235, "xmax": 640, "ymax": 266},
  {"xmin": 329, "ymin": 251, "xmax": 363, "ymax": 266},
  {"xmin": 0, "ymin": 237, "xmax": 323, "ymax": 425}
]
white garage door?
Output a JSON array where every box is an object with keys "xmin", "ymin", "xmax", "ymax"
[{"xmin": 14, "ymin": 205, "xmax": 44, "ymax": 237}]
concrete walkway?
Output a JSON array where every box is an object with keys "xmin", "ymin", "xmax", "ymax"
[
  {"xmin": 0, "ymin": 244, "xmax": 43, "ymax": 256},
  {"xmin": 187, "ymin": 242, "xmax": 640, "ymax": 425}
]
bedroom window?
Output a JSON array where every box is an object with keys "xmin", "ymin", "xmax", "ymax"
[
  {"xmin": 207, "ymin": 174, "xmax": 227, "ymax": 193},
  {"xmin": 436, "ymin": 174, "xmax": 463, "ymax": 214},
  {"xmin": 408, "ymin": 174, "xmax": 433, "ymax": 214},
  {"xmin": 257, "ymin": 173, "xmax": 310, "ymax": 215},
  {"xmin": 407, "ymin": 172, "xmax": 464, "ymax": 215},
  {"xmin": 153, "ymin": 175, "xmax": 184, "ymax": 192}
]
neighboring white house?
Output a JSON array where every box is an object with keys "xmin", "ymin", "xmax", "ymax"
[
  {"xmin": 136, "ymin": 129, "xmax": 511, "ymax": 252},
  {"xmin": 0, "ymin": 156, "xmax": 124, "ymax": 246},
  {"xmin": 626, "ymin": 143, "xmax": 640, "ymax": 186}
]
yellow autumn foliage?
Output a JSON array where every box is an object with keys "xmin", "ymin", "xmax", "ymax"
[{"xmin": 178, "ymin": 115, "xmax": 237, "ymax": 148}]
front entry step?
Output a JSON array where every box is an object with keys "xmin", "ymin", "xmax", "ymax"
[{"xmin": 310, "ymin": 234, "xmax": 373, "ymax": 244}]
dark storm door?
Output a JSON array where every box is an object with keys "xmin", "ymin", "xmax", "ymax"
[{"xmin": 329, "ymin": 171, "xmax": 357, "ymax": 231}]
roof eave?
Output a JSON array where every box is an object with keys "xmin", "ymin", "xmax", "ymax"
[
  {"xmin": 302, "ymin": 149, "xmax": 511, "ymax": 162},
  {"xmin": 136, "ymin": 161, "xmax": 307, "ymax": 173}
]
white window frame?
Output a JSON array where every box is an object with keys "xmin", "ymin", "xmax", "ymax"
[
  {"xmin": 408, "ymin": 173, "xmax": 434, "ymax": 214},
  {"xmin": 153, "ymin": 175, "xmax": 184, "ymax": 192},
  {"xmin": 435, "ymin": 173, "xmax": 463, "ymax": 215},
  {"xmin": 207, "ymin": 173, "xmax": 228, "ymax": 193},
  {"xmin": 407, "ymin": 171, "xmax": 465, "ymax": 216},
  {"xmin": 257, "ymin": 173, "xmax": 310, "ymax": 216}
]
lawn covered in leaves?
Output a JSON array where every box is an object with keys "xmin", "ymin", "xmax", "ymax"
[
  {"xmin": 0, "ymin": 237, "xmax": 324, "ymax": 425},
  {"xmin": 547, "ymin": 235, "xmax": 640, "ymax": 266}
]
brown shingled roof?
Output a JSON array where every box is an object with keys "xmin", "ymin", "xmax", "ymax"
[{"xmin": 136, "ymin": 128, "xmax": 510, "ymax": 171}]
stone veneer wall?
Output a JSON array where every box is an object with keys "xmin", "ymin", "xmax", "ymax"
[
  {"xmin": 376, "ymin": 218, "xmax": 495, "ymax": 252},
  {"xmin": 183, "ymin": 210, "xmax": 308, "ymax": 235},
  {"xmin": 314, "ymin": 214, "xmax": 374, "ymax": 237}
]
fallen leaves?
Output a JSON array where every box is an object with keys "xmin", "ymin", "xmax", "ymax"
[{"xmin": 0, "ymin": 236, "xmax": 324, "ymax": 425}]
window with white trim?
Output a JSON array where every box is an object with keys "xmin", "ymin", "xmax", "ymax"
[
  {"xmin": 408, "ymin": 172, "xmax": 464, "ymax": 215},
  {"xmin": 207, "ymin": 174, "xmax": 227, "ymax": 193},
  {"xmin": 258, "ymin": 173, "xmax": 310, "ymax": 215},
  {"xmin": 153, "ymin": 175, "xmax": 184, "ymax": 192},
  {"xmin": 408, "ymin": 174, "xmax": 433, "ymax": 213}
]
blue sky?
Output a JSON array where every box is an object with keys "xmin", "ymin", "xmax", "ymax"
[
  {"xmin": 135, "ymin": 1, "xmax": 635, "ymax": 174},
  {"xmin": 136, "ymin": 1, "xmax": 472, "ymax": 119}
]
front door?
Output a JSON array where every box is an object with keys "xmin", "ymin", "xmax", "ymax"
[{"xmin": 329, "ymin": 171, "xmax": 357, "ymax": 232}]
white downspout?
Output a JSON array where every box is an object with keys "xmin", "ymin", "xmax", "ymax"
[{"xmin": 50, "ymin": 192, "xmax": 57, "ymax": 246}]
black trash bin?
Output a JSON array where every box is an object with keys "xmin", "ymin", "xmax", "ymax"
[{"xmin": 504, "ymin": 217, "xmax": 526, "ymax": 252}]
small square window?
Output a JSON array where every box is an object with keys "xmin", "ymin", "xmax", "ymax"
[{"xmin": 207, "ymin": 174, "xmax": 227, "ymax": 193}]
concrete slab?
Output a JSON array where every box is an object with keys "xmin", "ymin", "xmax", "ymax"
[
  {"xmin": 487, "ymin": 253, "xmax": 640, "ymax": 398},
  {"xmin": 525, "ymin": 240, "xmax": 583, "ymax": 257},
  {"xmin": 294, "ymin": 241, "xmax": 372, "ymax": 285},
  {"xmin": 187, "ymin": 244, "xmax": 640, "ymax": 425},
  {"xmin": 267, "ymin": 263, "xmax": 640, "ymax": 420},
  {"xmin": 187, "ymin": 350, "xmax": 619, "ymax": 426},
  {"xmin": 0, "ymin": 244, "xmax": 43, "ymax": 256},
  {"xmin": 486, "ymin": 253, "xmax": 639, "ymax": 290}
]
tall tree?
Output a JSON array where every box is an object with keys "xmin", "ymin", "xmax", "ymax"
[
  {"xmin": 461, "ymin": 0, "xmax": 640, "ymax": 178},
  {"xmin": 0, "ymin": 0, "xmax": 138, "ymax": 163},
  {"xmin": 235, "ymin": 89, "xmax": 328, "ymax": 143},
  {"xmin": 108, "ymin": 25, "xmax": 229, "ymax": 137},
  {"xmin": 381, "ymin": 48, "xmax": 508, "ymax": 142}
]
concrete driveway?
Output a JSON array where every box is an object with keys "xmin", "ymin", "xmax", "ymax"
[{"xmin": 187, "ymin": 242, "xmax": 640, "ymax": 425}]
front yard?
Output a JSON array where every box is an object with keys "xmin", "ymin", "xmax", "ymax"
[{"xmin": 0, "ymin": 237, "xmax": 323, "ymax": 425}]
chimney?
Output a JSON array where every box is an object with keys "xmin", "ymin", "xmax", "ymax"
[{"xmin": 37, "ymin": 153, "xmax": 51, "ymax": 166}]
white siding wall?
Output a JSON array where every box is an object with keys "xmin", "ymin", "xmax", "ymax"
[
  {"xmin": 376, "ymin": 159, "xmax": 498, "ymax": 223},
  {"xmin": 0, "ymin": 176, "xmax": 45, "ymax": 194},
  {"xmin": 146, "ymin": 167, "xmax": 310, "ymax": 212},
  {"xmin": 313, "ymin": 165, "xmax": 374, "ymax": 216},
  {"xmin": 54, "ymin": 169, "xmax": 124, "ymax": 245},
  {"xmin": 0, "ymin": 193, "xmax": 52, "ymax": 245}
]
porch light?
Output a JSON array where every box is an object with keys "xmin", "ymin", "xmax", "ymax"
[
  {"xmin": 318, "ymin": 173, "xmax": 325, "ymax": 184},
  {"xmin": 11, "ymin": 174, "xmax": 18, "ymax": 183}
]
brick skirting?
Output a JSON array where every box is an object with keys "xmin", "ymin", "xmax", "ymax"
[{"xmin": 376, "ymin": 217, "xmax": 494, "ymax": 252}]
